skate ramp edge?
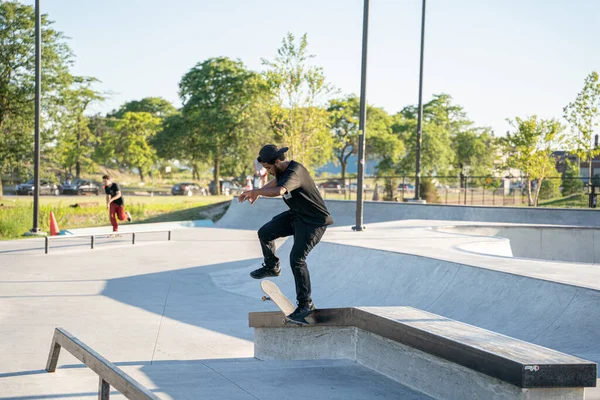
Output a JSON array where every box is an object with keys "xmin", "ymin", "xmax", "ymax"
[
  {"xmin": 249, "ymin": 307, "xmax": 595, "ymax": 400},
  {"xmin": 217, "ymin": 197, "xmax": 600, "ymax": 230},
  {"xmin": 438, "ymin": 225, "xmax": 600, "ymax": 263},
  {"xmin": 213, "ymin": 238, "xmax": 600, "ymax": 373}
]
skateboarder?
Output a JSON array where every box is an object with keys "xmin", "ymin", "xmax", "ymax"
[
  {"xmin": 238, "ymin": 144, "xmax": 333, "ymax": 323},
  {"xmin": 102, "ymin": 174, "xmax": 132, "ymax": 233}
]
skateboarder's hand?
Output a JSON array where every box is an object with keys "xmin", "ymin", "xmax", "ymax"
[{"xmin": 239, "ymin": 190, "xmax": 259, "ymax": 204}]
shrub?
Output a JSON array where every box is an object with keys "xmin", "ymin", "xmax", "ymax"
[{"xmin": 419, "ymin": 178, "xmax": 439, "ymax": 203}]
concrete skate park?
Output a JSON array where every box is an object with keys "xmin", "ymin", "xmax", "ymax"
[{"xmin": 2, "ymin": 198, "xmax": 600, "ymax": 399}]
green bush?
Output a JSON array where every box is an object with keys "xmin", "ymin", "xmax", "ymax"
[
  {"xmin": 561, "ymin": 161, "xmax": 583, "ymax": 196},
  {"xmin": 538, "ymin": 179, "xmax": 561, "ymax": 201},
  {"xmin": 419, "ymin": 178, "xmax": 439, "ymax": 203}
]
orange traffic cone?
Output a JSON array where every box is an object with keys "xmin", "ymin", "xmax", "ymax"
[{"xmin": 49, "ymin": 212, "xmax": 60, "ymax": 236}]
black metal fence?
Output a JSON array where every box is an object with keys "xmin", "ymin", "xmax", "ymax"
[{"xmin": 313, "ymin": 176, "xmax": 589, "ymax": 207}]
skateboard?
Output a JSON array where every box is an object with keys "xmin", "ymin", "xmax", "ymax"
[{"xmin": 260, "ymin": 280, "xmax": 315, "ymax": 326}]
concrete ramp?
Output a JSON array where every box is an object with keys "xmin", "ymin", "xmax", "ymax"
[
  {"xmin": 439, "ymin": 224, "xmax": 600, "ymax": 263},
  {"xmin": 210, "ymin": 224, "xmax": 600, "ymax": 371},
  {"xmin": 217, "ymin": 197, "xmax": 600, "ymax": 230}
]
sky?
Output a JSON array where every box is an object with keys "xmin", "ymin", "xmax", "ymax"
[{"xmin": 20, "ymin": 0, "xmax": 600, "ymax": 137}]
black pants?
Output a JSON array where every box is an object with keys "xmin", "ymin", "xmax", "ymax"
[{"xmin": 258, "ymin": 211, "xmax": 327, "ymax": 304}]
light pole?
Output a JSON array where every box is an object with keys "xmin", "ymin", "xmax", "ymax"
[
  {"xmin": 28, "ymin": 0, "xmax": 43, "ymax": 235},
  {"xmin": 414, "ymin": 0, "xmax": 426, "ymax": 200},
  {"xmin": 353, "ymin": 0, "xmax": 369, "ymax": 232}
]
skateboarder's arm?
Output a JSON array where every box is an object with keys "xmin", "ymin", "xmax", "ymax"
[
  {"xmin": 109, "ymin": 191, "xmax": 122, "ymax": 202},
  {"xmin": 263, "ymin": 178, "xmax": 277, "ymax": 188},
  {"xmin": 239, "ymin": 184, "xmax": 285, "ymax": 203},
  {"xmin": 256, "ymin": 185, "xmax": 286, "ymax": 198}
]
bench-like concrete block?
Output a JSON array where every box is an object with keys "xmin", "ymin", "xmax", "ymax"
[
  {"xmin": 355, "ymin": 329, "xmax": 583, "ymax": 400},
  {"xmin": 252, "ymin": 322, "xmax": 585, "ymax": 400},
  {"xmin": 254, "ymin": 326, "xmax": 356, "ymax": 361}
]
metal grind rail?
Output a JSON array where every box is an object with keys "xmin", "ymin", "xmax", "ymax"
[
  {"xmin": 46, "ymin": 328, "xmax": 160, "ymax": 400},
  {"xmin": 44, "ymin": 229, "xmax": 172, "ymax": 254}
]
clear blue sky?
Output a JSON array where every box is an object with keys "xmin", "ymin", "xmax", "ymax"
[{"xmin": 22, "ymin": 0, "xmax": 600, "ymax": 136}]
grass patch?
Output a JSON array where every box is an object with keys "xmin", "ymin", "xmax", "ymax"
[
  {"xmin": 537, "ymin": 194, "xmax": 590, "ymax": 208},
  {"xmin": 0, "ymin": 195, "xmax": 231, "ymax": 240}
]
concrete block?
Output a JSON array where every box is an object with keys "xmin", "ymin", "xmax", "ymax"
[
  {"xmin": 354, "ymin": 329, "xmax": 583, "ymax": 400},
  {"xmin": 253, "ymin": 325, "xmax": 584, "ymax": 400},
  {"xmin": 254, "ymin": 326, "xmax": 356, "ymax": 361}
]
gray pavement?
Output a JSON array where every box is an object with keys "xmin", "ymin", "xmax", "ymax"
[
  {"xmin": 0, "ymin": 224, "xmax": 430, "ymax": 399},
  {"xmin": 2, "ymin": 199, "xmax": 600, "ymax": 399}
]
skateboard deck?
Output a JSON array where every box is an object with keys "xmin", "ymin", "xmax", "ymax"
[{"xmin": 260, "ymin": 280, "xmax": 315, "ymax": 326}]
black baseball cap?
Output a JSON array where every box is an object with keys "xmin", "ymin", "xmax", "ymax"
[{"xmin": 257, "ymin": 144, "xmax": 289, "ymax": 164}]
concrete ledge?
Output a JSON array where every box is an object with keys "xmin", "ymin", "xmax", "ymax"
[
  {"xmin": 250, "ymin": 307, "xmax": 596, "ymax": 400},
  {"xmin": 219, "ymin": 197, "xmax": 600, "ymax": 230}
]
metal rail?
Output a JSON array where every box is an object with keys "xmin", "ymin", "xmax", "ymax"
[
  {"xmin": 46, "ymin": 328, "xmax": 160, "ymax": 400},
  {"xmin": 44, "ymin": 229, "xmax": 172, "ymax": 254}
]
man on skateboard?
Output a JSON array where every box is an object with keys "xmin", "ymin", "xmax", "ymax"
[
  {"xmin": 102, "ymin": 174, "xmax": 132, "ymax": 233},
  {"xmin": 238, "ymin": 144, "xmax": 333, "ymax": 324}
]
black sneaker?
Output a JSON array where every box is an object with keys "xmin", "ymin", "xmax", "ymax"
[
  {"xmin": 286, "ymin": 301, "xmax": 316, "ymax": 324},
  {"xmin": 249, "ymin": 264, "xmax": 281, "ymax": 279},
  {"xmin": 125, "ymin": 211, "xmax": 132, "ymax": 222}
]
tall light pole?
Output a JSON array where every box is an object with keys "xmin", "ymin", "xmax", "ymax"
[
  {"xmin": 29, "ymin": 0, "xmax": 43, "ymax": 235},
  {"xmin": 353, "ymin": 0, "xmax": 369, "ymax": 232},
  {"xmin": 414, "ymin": 0, "xmax": 426, "ymax": 200}
]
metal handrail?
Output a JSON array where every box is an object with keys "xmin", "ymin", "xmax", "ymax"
[
  {"xmin": 46, "ymin": 328, "xmax": 160, "ymax": 400},
  {"xmin": 44, "ymin": 229, "xmax": 172, "ymax": 254}
]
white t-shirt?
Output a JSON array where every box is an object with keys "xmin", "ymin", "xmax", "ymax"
[{"xmin": 254, "ymin": 159, "xmax": 267, "ymax": 176}]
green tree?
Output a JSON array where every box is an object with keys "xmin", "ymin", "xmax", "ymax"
[
  {"xmin": 564, "ymin": 72, "xmax": 600, "ymax": 184},
  {"xmin": 108, "ymin": 112, "xmax": 162, "ymax": 181},
  {"xmin": 538, "ymin": 175, "xmax": 561, "ymax": 201},
  {"xmin": 561, "ymin": 159, "xmax": 583, "ymax": 196},
  {"xmin": 178, "ymin": 57, "xmax": 269, "ymax": 194},
  {"xmin": 111, "ymin": 97, "xmax": 177, "ymax": 119},
  {"xmin": 394, "ymin": 94, "xmax": 470, "ymax": 176},
  {"xmin": 262, "ymin": 33, "xmax": 334, "ymax": 170},
  {"xmin": 453, "ymin": 128, "xmax": 497, "ymax": 187},
  {"xmin": 0, "ymin": 1, "xmax": 74, "ymax": 194},
  {"xmin": 328, "ymin": 95, "xmax": 402, "ymax": 190},
  {"xmin": 55, "ymin": 76, "xmax": 104, "ymax": 178},
  {"xmin": 500, "ymin": 116, "xmax": 564, "ymax": 206}
]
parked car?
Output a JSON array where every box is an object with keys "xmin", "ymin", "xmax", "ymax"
[
  {"xmin": 171, "ymin": 182, "xmax": 207, "ymax": 196},
  {"xmin": 15, "ymin": 179, "xmax": 60, "ymax": 196},
  {"xmin": 59, "ymin": 179, "xmax": 101, "ymax": 195},
  {"xmin": 209, "ymin": 180, "xmax": 243, "ymax": 195},
  {"xmin": 398, "ymin": 183, "xmax": 415, "ymax": 190},
  {"xmin": 318, "ymin": 179, "xmax": 343, "ymax": 194}
]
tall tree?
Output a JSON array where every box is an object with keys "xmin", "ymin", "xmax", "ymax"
[
  {"xmin": 500, "ymin": 116, "xmax": 564, "ymax": 206},
  {"xmin": 328, "ymin": 95, "xmax": 401, "ymax": 185},
  {"xmin": 111, "ymin": 97, "xmax": 177, "ymax": 119},
  {"xmin": 55, "ymin": 76, "xmax": 104, "ymax": 177},
  {"xmin": 179, "ymin": 57, "xmax": 269, "ymax": 194},
  {"xmin": 563, "ymin": 71, "xmax": 600, "ymax": 183},
  {"xmin": 452, "ymin": 128, "xmax": 497, "ymax": 185},
  {"xmin": 152, "ymin": 113, "xmax": 207, "ymax": 180},
  {"xmin": 393, "ymin": 94, "xmax": 470, "ymax": 176},
  {"xmin": 0, "ymin": 1, "xmax": 73, "ymax": 194},
  {"xmin": 262, "ymin": 33, "xmax": 334, "ymax": 170},
  {"xmin": 106, "ymin": 112, "xmax": 162, "ymax": 181},
  {"xmin": 561, "ymin": 159, "xmax": 584, "ymax": 197}
]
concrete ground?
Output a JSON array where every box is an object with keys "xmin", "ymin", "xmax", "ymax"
[
  {"xmin": 2, "ymin": 199, "xmax": 600, "ymax": 399},
  {"xmin": 0, "ymin": 224, "xmax": 430, "ymax": 399}
]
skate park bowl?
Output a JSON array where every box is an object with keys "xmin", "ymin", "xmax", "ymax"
[
  {"xmin": 212, "ymin": 198, "xmax": 600, "ymax": 398},
  {"xmin": 436, "ymin": 224, "xmax": 600, "ymax": 263},
  {"xmin": 4, "ymin": 197, "xmax": 600, "ymax": 399}
]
